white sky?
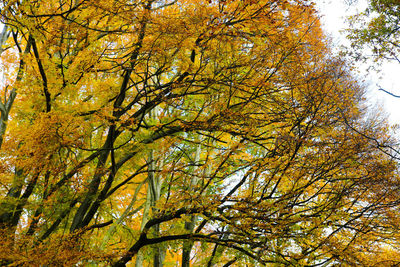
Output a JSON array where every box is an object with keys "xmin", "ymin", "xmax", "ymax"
[{"xmin": 317, "ymin": 0, "xmax": 400, "ymax": 126}]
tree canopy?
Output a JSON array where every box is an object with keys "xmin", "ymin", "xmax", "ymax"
[
  {"xmin": 0, "ymin": 0, "xmax": 400, "ymax": 266},
  {"xmin": 347, "ymin": 0, "xmax": 400, "ymax": 98}
]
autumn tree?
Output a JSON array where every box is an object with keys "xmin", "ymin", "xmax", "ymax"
[
  {"xmin": 347, "ymin": 0, "xmax": 400, "ymax": 99},
  {"xmin": 0, "ymin": 0, "xmax": 400, "ymax": 266},
  {"xmin": 347, "ymin": 0, "xmax": 400, "ymax": 60}
]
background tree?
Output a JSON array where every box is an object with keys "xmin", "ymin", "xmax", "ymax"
[
  {"xmin": 0, "ymin": 0, "xmax": 399, "ymax": 266},
  {"xmin": 348, "ymin": 0, "xmax": 400, "ymax": 96}
]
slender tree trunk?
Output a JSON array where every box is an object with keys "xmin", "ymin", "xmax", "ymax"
[
  {"xmin": 153, "ymin": 223, "xmax": 165, "ymax": 267},
  {"xmin": 135, "ymin": 150, "xmax": 165, "ymax": 267},
  {"xmin": 182, "ymin": 143, "xmax": 201, "ymax": 267},
  {"xmin": 0, "ymin": 25, "xmax": 9, "ymax": 55}
]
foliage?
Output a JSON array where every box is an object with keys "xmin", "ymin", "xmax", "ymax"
[
  {"xmin": 347, "ymin": 0, "xmax": 400, "ymax": 64},
  {"xmin": 0, "ymin": 0, "xmax": 399, "ymax": 266}
]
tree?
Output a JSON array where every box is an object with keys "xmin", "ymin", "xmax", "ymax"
[
  {"xmin": 0, "ymin": 0, "xmax": 399, "ymax": 266},
  {"xmin": 347, "ymin": 0, "xmax": 400, "ymax": 60},
  {"xmin": 347, "ymin": 0, "xmax": 400, "ymax": 98}
]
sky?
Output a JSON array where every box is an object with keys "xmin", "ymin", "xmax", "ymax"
[{"xmin": 317, "ymin": 0, "xmax": 400, "ymax": 126}]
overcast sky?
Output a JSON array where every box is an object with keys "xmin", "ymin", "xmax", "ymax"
[{"xmin": 317, "ymin": 0, "xmax": 400, "ymax": 126}]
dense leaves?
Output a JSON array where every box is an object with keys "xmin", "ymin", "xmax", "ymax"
[{"xmin": 0, "ymin": 0, "xmax": 399, "ymax": 266}]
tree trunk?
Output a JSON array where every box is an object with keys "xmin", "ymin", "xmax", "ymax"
[{"xmin": 182, "ymin": 143, "xmax": 201, "ymax": 267}]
